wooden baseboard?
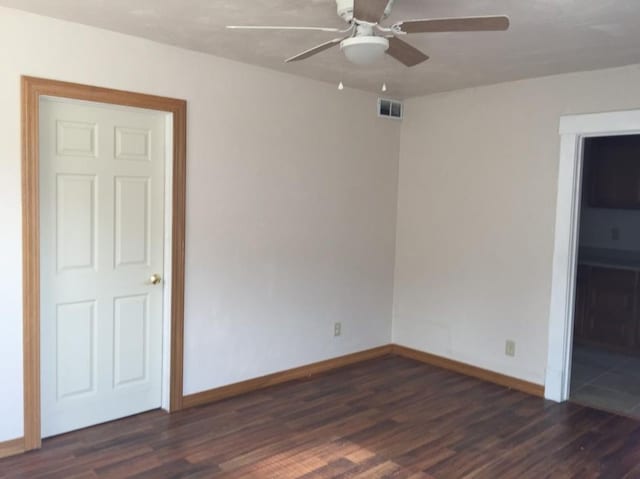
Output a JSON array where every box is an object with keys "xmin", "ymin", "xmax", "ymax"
[
  {"xmin": 392, "ymin": 344, "xmax": 545, "ymax": 397},
  {"xmin": 0, "ymin": 437, "xmax": 24, "ymax": 459},
  {"xmin": 182, "ymin": 345, "xmax": 393, "ymax": 409},
  {"xmin": 184, "ymin": 344, "xmax": 544, "ymax": 409}
]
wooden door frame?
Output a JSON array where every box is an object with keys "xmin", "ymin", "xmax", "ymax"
[{"xmin": 21, "ymin": 76, "xmax": 187, "ymax": 450}]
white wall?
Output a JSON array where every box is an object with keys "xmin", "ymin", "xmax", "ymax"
[
  {"xmin": 393, "ymin": 64, "xmax": 640, "ymax": 385},
  {"xmin": 0, "ymin": 7, "xmax": 400, "ymax": 441},
  {"xmin": 7, "ymin": 4, "xmax": 640, "ymax": 448}
]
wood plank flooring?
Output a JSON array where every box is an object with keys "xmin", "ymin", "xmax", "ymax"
[{"xmin": 2, "ymin": 355, "xmax": 640, "ymax": 478}]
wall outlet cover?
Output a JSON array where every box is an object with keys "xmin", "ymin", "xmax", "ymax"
[
  {"xmin": 505, "ymin": 340, "xmax": 516, "ymax": 357},
  {"xmin": 611, "ymin": 227, "xmax": 620, "ymax": 241}
]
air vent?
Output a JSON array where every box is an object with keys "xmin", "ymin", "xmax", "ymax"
[{"xmin": 378, "ymin": 98, "xmax": 403, "ymax": 120}]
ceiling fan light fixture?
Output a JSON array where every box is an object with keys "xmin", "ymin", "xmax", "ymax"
[{"xmin": 340, "ymin": 36, "xmax": 389, "ymax": 65}]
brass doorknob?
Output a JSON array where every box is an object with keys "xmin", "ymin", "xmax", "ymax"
[{"xmin": 149, "ymin": 273, "xmax": 162, "ymax": 285}]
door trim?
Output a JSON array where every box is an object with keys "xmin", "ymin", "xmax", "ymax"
[
  {"xmin": 545, "ymin": 109, "xmax": 640, "ymax": 402},
  {"xmin": 21, "ymin": 76, "xmax": 187, "ymax": 450}
]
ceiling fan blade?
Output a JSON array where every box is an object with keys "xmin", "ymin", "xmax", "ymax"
[
  {"xmin": 285, "ymin": 37, "xmax": 345, "ymax": 63},
  {"xmin": 226, "ymin": 25, "xmax": 342, "ymax": 33},
  {"xmin": 353, "ymin": 0, "xmax": 389, "ymax": 23},
  {"xmin": 386, "ymin": 37, "xmax": 429, "ymax": 67},
  {"xmin": 396, "ymin": 15, "xmax": 510, "ymax": 34}
]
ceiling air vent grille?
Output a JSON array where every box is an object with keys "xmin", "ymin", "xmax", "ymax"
[{"xmin": 378, "ymin": 98, "xmax": 403, "ymax": 120}]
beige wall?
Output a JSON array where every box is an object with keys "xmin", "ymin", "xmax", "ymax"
[
  {"xmin": 393, "ymin": 64, "xmax": 640, "ymax": 385},
  {"xmin": 0, "ymin": 7, "xmax": 400, "ymax": 441},
  {"xmin": 5, "ymin": 1, "xmax": 640, "ymax": 447}
]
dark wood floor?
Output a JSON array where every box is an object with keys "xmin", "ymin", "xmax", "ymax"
[{"xmin": 2, "ymin": 356, "xmax": 640, "ymax": 479}]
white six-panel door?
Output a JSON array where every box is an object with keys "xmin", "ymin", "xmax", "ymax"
[{"xmin": 39, "ymin": 98, "xmax": 166, "ymax": 437}]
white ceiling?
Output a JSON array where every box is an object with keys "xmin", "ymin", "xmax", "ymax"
[{"xmin": 3, "ymin": 0, "xmax": 640, "ymax": 98}]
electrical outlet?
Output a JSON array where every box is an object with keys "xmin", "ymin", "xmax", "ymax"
[
  {"xmin": 611, "ymin": 227, "xmax": 620, "ymax": 241},
  {"xmin": 334, "ymin": 322, "xmax": 342, "ymax": 337},
  {"xmin": 505, "ymin": 340, "xmax": 516, "ymax": 357}
]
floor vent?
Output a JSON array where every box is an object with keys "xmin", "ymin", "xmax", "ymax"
[{"xmin": 378, "ymin": 98, "xmax": 403, "ymax": 120}]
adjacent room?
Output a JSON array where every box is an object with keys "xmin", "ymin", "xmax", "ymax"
[
  {"xmin": 2, "ymin": 1, "xmax": 640, "ymax": 477},
  {"xmin": 571, "ymin": 135, "xmax": 640, "ymax": 417}
]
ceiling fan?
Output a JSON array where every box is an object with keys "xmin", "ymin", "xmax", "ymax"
[{"xmin": 227, "ymin": 0, "xmax": 510, "ymax": 67}]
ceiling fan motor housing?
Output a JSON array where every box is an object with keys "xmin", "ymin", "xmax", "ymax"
[
  {"xmin": 336, "ymin": 0, "xmax": 355, "ymax": 22},
  {"xmin": 340, "ymin": 36, "xmax": 389, "ymax": 65},
  {"xmin": 336, "ymin": 0, "xmax": 394, "ymax": 23}
]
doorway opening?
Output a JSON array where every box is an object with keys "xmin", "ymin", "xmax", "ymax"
[
  {"xmin": 545, "ymin": 108, "xmax": 640, "ymax": 405},
  {"xmin": 570, "ymin": 134, "xmax": 640, "ymax": 417},
  {"xmin": 21, "ymin": 76, "xmax": 186, "ymax": 452}
]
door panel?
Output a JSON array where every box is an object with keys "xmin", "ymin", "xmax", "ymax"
[
  {"xmin": 56, "ymin": 301, "xmax": 96, "ymax": 399},
  {"xmin": 113, "ymin": 294, "xmax": 149, "ymax": 388},
  {"xmin": 56, "ymin": 120, "xmax": 98, "ymax": 158},
  {"xmin": 115, "ymin": 177, "xmax": 151, "ymax": 267},
  {"xmin": 40, "ymin": 98, "xmax": 166, "ymax": 438},
  {"xmin": 56, "ymin": 174, "xmax": 97, "ymax": 272},
  {"xmin": 115, "ymin": 127, "xmax": 150, "ymax": 161}
]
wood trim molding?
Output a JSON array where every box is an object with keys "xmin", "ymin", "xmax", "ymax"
[
  {"xmin": 0, "ymin": 438, "xmax": 25, "ymax": 459},
  {"xmin": 182, "ymin": 345, "xmax": 394, "ymax": 409},
  {"xmin": 21, "ymin": 76, "xmax": 187, "ymax": 452},
  {"xmin": 182, "ymin": 344, "xmax": 545, "ymax": 411},
  {"xmin": 392, "ymin": 344, "xmax": 545, "ymax": 397},
  {"xmin": 21, "ymin": 77, "xmax": 40, "ymax": 452},
  {"xmin": 168, "ymin": 85, "xmax": 187, "ymax": 414}
]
